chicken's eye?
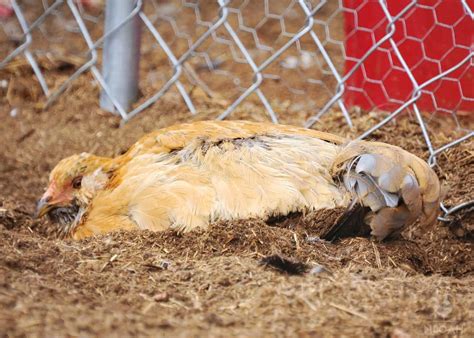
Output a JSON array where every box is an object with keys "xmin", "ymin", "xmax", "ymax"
[{"xmin": 72, "ymin": 176, "xmax": 83, "ymax": 189}]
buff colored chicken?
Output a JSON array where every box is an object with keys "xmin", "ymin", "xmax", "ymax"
[{"xmin": 36, "ymin": 120, "xmax": 441, "ymax": 241}]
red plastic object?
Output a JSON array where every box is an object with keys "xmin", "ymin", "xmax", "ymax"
[{"xmin": 343, "ymin": 0, "xmax": 473, "ymax": 114}]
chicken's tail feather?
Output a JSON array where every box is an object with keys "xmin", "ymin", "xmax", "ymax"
[
  {"xmin": 322, "ymin": 200, "xmax": 371, "ymax": 241},
  {"xmin": 331, "ymin": 141, "xmax": 441, "ymax": 240}
]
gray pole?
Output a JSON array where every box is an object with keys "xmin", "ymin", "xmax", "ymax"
[{"xmin": 100, "ymin": 0, "xmax": 141, "ymax": 113}]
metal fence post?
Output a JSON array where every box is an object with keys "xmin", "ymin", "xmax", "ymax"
[{"xmin": 100, "ymin": 0, "xmax": 141, "ymax": 113}]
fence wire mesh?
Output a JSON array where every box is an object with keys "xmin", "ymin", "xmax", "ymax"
[{"xmin": 1, "ymin": 0, "xmax": 473, "ymax": 222}]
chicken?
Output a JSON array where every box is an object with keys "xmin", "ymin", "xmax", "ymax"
[
  {"xmin": 36, "ymin": 120, "xmax": 441, "ymax": 241},
  {"xmin": 75, "ymin": 0, "xmax": 104, "ymax": 11},
  {"xmin": 0, "ymin": 0, "xmax": 12, "ymax": 19}
]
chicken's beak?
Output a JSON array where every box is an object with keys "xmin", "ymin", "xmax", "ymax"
[{"xmin": 35, "ymin": 195, "xmax": 52, "ymax": 218}]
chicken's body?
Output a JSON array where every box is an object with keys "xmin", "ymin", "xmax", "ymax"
[{"xmin": 37, "ymin": 121, "xmax": 441, "ymax": 240}]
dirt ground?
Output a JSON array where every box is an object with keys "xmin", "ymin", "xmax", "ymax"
[{"xmin": 1, "ymin": 2, "xmax": 474, "ymax": 337}]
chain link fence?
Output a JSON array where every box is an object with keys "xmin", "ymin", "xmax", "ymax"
[{"xmin": 1, "ymin": 0, "xmax": 473, "ymax": 222}]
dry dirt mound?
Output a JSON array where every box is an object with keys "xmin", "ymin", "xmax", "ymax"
[{"xmin": 1, "ymin": 191, "xmax": 473, "ymax": 336}]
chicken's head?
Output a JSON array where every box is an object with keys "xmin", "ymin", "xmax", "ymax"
[{"xmin": 36, "ymin": 153, "xmax": 112, "ymax": 227}]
